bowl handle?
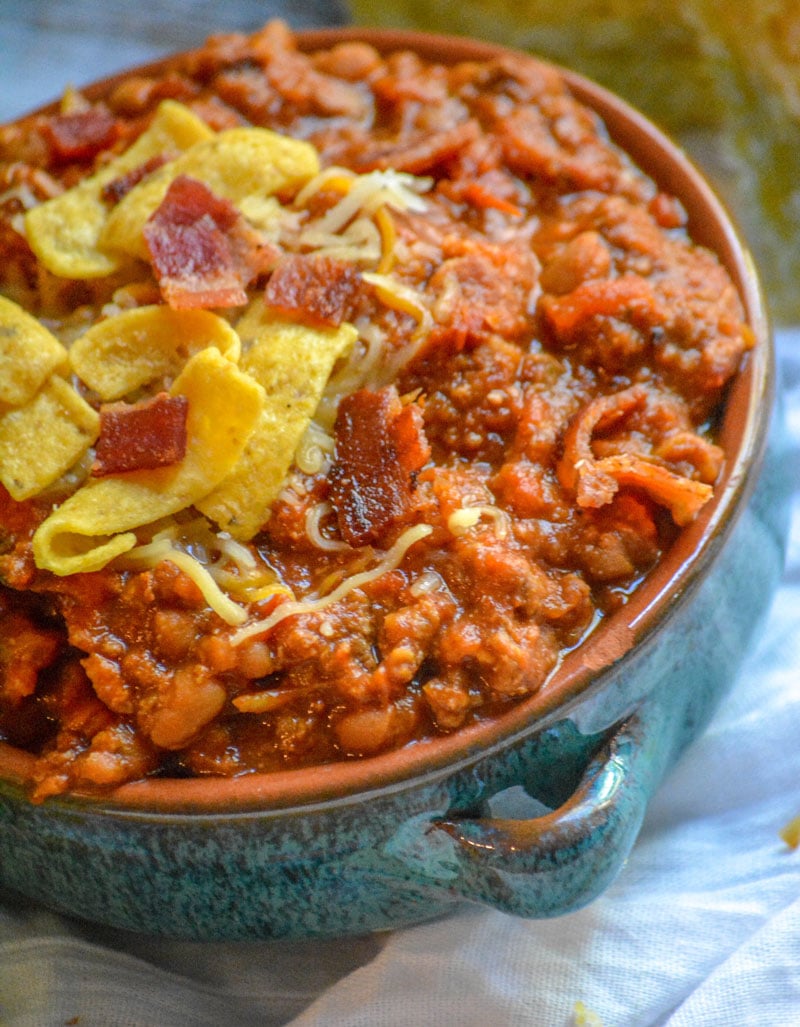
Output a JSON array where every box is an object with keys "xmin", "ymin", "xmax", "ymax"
[{"xmin": 426, "ymin": 704, "xmax": 667, "ymax": 917}]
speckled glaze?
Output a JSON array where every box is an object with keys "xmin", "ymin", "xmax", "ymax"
[{"xmin": 0, "ymin": 29, "xmax": 790, "ymax": 940}]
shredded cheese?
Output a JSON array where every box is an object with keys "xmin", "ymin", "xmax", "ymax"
[
  {"xmin": 408, "ymin": 569, "xmax": 447, "ymax": 597},
  {"xmin": 295, "ymin": 420, "xmax": 335, "ymax": 475},
  {"xmin": 161, "ymin": 548, "xmax": 250, "ymax": 625},
  {"xmin": 121, "ymin": 520, "xmax": 294, "ymax": 621},
  {"xmin": 297, "ymin": 166, "xmax": 430, "ymax": 233},
  {"xmin": 293, "ymin": 166, "xmax": 358, "ymax": 206},
  {"xmin": 123, "ymin": 536, "xmax": 249, "ymax": 626},
  {"xmin": 0, "ymin": 182, "xmax": 41, "ymax": 211},
  {"xmin": 362, "ymin": 272, "xmax": 430, "ymax": 325},
  {"xmin": 208, "ymin": 556, "xmax": 290, "ymax": 603},
  {"xmin": 298, "ymin": 215, "xmax": 382, "ymax": 265},
  {"xmin": 294, "ymin": 166, "xmax": 430, "ymax": 271},
  {"xmin": 447, "ymin": 505, "xmax": 511, "ymax": 539},
  {"xmin": 214, "ymin": 532, "xmax": 258, "ymax": 572},
  {"xmin": 305, "ymin": 501, "xmax": 350, "ymax": 552},
  {"xmin": 374, "ymin": 205, "xmax": 397, "ymax": 274},
  {"xmin": 314, "ymin": 321, "xmax": 388, "ymax": 429},
  {"xmin": 231, "ymin": 523, "xmax": 433, "ymax": 644}
]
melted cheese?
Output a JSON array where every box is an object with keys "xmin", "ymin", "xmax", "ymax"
[
  {"xmin": 231, "ymin": 523, "xmax": 433, "ymax": 645},
  {"xmin": 447, "ymin": 505, "xmax": 510, "ymax": 539}
]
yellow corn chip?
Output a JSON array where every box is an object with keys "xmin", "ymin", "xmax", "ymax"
[
  {"xmin": 198, "ymin": 307, "xmax": 356, "ymax": 540},
  {"xmin": 101, "ymin": 127, "xmax": 320, "ymax": 261},
  {"xmin": 238, "ymin": 195, "xmax": 286, "ymax": 235},
  {"xmin": 0, "ymin": 295, "xmax": 68, "ymax": 407},
  {"xmin": 32, "ymin": 347, "xmax": 265, "ymax": 575},
  {"xmin": 24, "ymin": 100, "xmax": 214, "ymax": 279},
  {"xmin": 69, "ymin": 305, "xmax": 241, "ymax": 401},
  {"xmin": 0, "ymin": 376, "xmax": 99, "ymax": 500}
]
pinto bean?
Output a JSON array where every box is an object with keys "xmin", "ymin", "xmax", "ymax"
[
  {"xmin": 539, "ymin": 231, "xmax": 612, "ymax": 295},
  {"xmin": 333, "ymin": 700, "xmax": 418, "ymax": 755},
  {"xmin": 144, "ymin": 666, "xmax": 227, "ymax": 750}
]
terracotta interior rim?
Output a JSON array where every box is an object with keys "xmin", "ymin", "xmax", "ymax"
[{"xmin": 0, "ymin": 27, "xmax": 773, "ymax": 813}]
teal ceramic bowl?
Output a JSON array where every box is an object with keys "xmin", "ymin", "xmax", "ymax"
[{"xmin": 0, "ymin": 28, "xmax": 789, "ymax": 940}]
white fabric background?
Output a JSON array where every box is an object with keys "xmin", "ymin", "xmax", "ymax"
[{"xmin": 1, "ymin": 5, "xmax": 799, "ymax": 1023}]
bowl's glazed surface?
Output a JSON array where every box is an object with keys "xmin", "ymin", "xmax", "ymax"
[{"xmin": 0, "ymin": 27, "xmax": 789, "ymax": 939}]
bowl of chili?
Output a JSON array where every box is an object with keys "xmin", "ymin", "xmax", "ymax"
[{"xmin": 0, "ymin": 22, "xmax": 788, "ymax": 939}]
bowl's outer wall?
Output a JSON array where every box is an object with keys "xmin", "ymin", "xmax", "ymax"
[
  {"xmin": 0, "ymin": 398, "xmax": 788, "ymax": 938},
  {"xmin": 0, "ymin": 30, "xmax": 791, "ymax": 939}
]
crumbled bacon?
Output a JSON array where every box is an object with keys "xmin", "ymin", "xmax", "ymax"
[
  {"xmin": 557, "ymin": 386, "xmax": 713, "ymax": 525},
  {"xmin": 329, "ymin": 386, "xmax": 430, "ymax": 547},
  {"xmin": 44, "ymin": 107, "xmax": 120, "ymax": 164},
  {"xmin": 144, "ymin": 174, "xmax": 275, "ymax": 309},
  {"xmin": 101, "ymin": 153, "xmax": 171, "ymax": 204},
  {"xmin": 264, "ymin": 254, "xmax": 361, "ymax": 328},
  {"xmin": 91, "ymin": 392, "xmax": 189, "ymax": 477}
]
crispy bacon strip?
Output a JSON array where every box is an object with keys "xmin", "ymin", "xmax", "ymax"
[
  {"xmin": 144, "ymin": 174, "xmax": 272, "ymax": 310},
  {"xmin": 264, "ymin": 254, "xmax": 361, "ymax": 328},
  {"xmin": 558, "ymin": 385, "xmax": 714, "ymax": 526},
  {"xmin": 329, "ymin": 386, "xmax": 430, "ymax": 547},
  {"xmin": 91, "ymin": 392, "xmax": 189, "ymax": 477},
  {"xmin": 44, "ymin": 106, "xmax": 120, "ymax": 164}
]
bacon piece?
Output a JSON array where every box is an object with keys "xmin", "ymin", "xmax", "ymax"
[
  {"xmin": 264, "ymin": 254, "xmax": 361, "ymax": 328},
  {"xmin": 144, "ymin": 175, "xmax": 260, "ymax": 310},
  {"xmin": 329, "ymin": 386, "xmax": 430, "ymax": 547},
  {"xmin": 557, "ymin": 386, "xmax": 713, "ymax": 526},
  {"xmin": 654, "ymin": 431, "xmax": 724, "ymax": 484},
  {"xmin": 91, "ymin": 392, "xmax": 189, "ymax": 477},
  {"xmin": 44, "ymin": 107, "xmax": 120, "ymax": 164},
  {"xmin": 101, "ymin": 153, "xmax": 171, "ymax": 204},
  {"xmin": 579, "ymin": 452, "xmax": 713, "ymax": 526}
]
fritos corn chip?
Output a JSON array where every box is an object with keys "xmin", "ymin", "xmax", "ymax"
[
  {"xmin": 24, "ymin": 100, "xmax": 214, "ymax": 278},
  {"xmin": 32, "ymin": 347, "xmax": 265, "ymax": 575},
  {"xmin": 69, "ymin": 305, "xmax": 241, "ymax": 401},
  {"xmin": 0, "ymin": 295, "xmax": 68, "ymax": 407},
  {"xmin": 0, "ymin": 375, "xmax": 99, "ymax": 500},
  {"xmin": 197, "ymin": 305, "xmax": 356, "ymax": 539},
  {"xmin": 101, "ymin": 127, "xmax": 320, "ymax": 261}
]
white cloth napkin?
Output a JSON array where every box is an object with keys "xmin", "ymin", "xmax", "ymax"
[{"xmin": 1, "ymin": 8, "xmax": 799, "ymax": 1022}]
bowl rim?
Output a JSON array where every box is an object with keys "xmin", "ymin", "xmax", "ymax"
[{"xmin": 0, "ymin": 26, "xmax": 774, "ymax": 815}]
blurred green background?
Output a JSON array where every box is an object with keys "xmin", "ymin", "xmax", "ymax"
[{"xmin": 350, "ymin": 0, "xmax": 800, "ymax": 326}]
